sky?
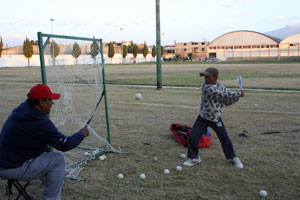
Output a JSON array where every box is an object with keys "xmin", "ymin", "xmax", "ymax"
[{"xmin": 1, "ymin": 0, "xmax": 300, "ymax": 46}]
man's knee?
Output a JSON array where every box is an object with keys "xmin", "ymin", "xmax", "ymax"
[{"xmin": 51, "ymin": 152, "xmax": 66, "ymax": 167}]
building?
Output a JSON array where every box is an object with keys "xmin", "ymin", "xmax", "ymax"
[
  {"xmin": 208, "ymin": 30, "xmax": 281, "ymax": 61},
  {"xmin": 279, "ymin": 33, "xmax": 300, "ymax": 57},
  {"xmin": 175, "ymin": 41, "xmax": 208, "ymax": 60}
]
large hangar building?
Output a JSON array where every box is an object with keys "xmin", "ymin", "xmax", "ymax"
[
  {"xmin": 279, "ymin": 33, "xmax": 300, "ymax": 57},
  {"xmin": 208, "ymin": 30, "xmax": 282, "ymax": 61}
]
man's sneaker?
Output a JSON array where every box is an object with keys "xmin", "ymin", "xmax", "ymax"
[
  {"xmin": 183, "ymin": 157, "xmax": 201, "ymax": 167},
  {"xmin": 232, "ymin": 157, "xmax": 243, "ymax": 169}
]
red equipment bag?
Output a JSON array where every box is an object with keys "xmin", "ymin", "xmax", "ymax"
[{"xmin": 170, "ymin": 123, "xmax": 211, "ymax": 148}]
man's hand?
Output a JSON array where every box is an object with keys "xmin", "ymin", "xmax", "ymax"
[
  {"xmin": 240, "ymin": 90, "xmax": 245, "ymax": 97},
  {"xmin": 80, "ymin": 127, "xmax": 90, "ymax": 137}
]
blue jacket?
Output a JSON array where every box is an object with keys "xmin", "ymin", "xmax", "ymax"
[{"xmin": 0, "ymin": 100, "xmax": 85, "ymax": 168}]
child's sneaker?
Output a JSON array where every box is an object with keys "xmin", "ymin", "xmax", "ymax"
[
  {"xmin": 183, "ymin": 157, "xmax": 201, "ymax": 167},
  {"xmin": 232, "ymin": 157, "xmax": 243, "ymax": 169}
]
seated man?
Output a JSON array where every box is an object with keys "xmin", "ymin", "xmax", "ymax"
[{"xmin": 0, "ymin": 84, "xmax": 89, "ymax": 200}]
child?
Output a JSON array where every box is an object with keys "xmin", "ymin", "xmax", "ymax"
[{"xmin": 183, "ymin": 67, "xmax": 245, "ymax": 168}]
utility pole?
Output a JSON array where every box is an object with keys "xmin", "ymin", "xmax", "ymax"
[{"xmin": 156, "ymin": 0, "xmax": 162, "ymax": 88}]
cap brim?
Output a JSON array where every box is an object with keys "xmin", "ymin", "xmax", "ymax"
[
  {"xmin": 49, "ymin": 93, "xmax": 60, "ymax": 100},
  {"xmin": 199, "ymin": 72, "xmax": 211, "ymax": 77}
]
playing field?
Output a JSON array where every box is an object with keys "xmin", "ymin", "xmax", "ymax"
[{"xmin": 0, "ymin": 63, "xmax": 299, "ymax": 199}]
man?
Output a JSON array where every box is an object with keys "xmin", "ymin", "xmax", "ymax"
[
  {"xmin": 0, "ymin": 84, "xmax": 89, "ymax": 200},
  {"xmin": 183, "ymin": 67, "xmax": 244, "ymax": 168}
]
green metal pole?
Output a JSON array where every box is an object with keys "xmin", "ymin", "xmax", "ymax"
[
  {"xmin": 37, "ymin": 32, "xmax": 47, "ymax": 84},
  {"xmin": 99, "ymin": 39, "xmax": 111, "ymax": 144},
  {"xmin": 156, "ymin": 0, "xmax": 162, "ymax": 88}
]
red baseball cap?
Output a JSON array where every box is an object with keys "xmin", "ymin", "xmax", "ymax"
[{"xmin": 28, "ymin": 84, "xmax": 60, "ymax": 100}]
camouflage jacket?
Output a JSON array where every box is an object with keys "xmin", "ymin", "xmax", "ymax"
[{"xmin": 198, "ymin": 81, "xmax": 241, "ymax": 122}]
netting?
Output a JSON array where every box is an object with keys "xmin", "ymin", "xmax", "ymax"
[{"xmin": 38, "ymin": 33, "xmax": 117, "ymax": 180}]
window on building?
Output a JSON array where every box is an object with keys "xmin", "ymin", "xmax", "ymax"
[
  {"xmin": 243, "ymin": 45, "xmax": 251, "ymax": 49},
  {"xmin": 184, "ymin": 48, "xmax": 187, "ymax": 51},
  {"xmin": 217, "ymin": 46, "xmax": 224, "ymax": 49},
  {"xmin": 184, "ymin": 43, "xmax": 187, "ymax": 46},
  {"xmin": 201, "ymin": 48, "xmax": 205, "ymax": 51}
]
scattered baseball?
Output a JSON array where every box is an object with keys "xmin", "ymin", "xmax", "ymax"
[
  {"xmin": 163, "ymin": 169, "xmax": 170, "ymax": 174},
  {"xmin": 139, "ymin": 173, "xmax": 146, "ymax": 179},
  {"xmin": 99, "ymin": 155, "xmax": 106, "ymax": 160},
  {"xmin": 84, "ymin": 152, "xmax": 89, "ymax": 156},
  {"xmin": 135, "ymin": 93, "xmax": 142, "ymax": 100},
  {"xmin": 153, "ymin": 156, "xmax": 158, "ymax": 161},
  {"xmin": 117, "ymin": 173, "xmax": 124, "ymax": 179},
  {"xmin": 176, "ymin": 166, "xmax": 182, "ymax": 171},
  {"xmin": 254, "ymin": 104, "xmax": 258, "ymax": 107},
  {"xmin": 180, "ymin": 154, "xmax": 186, "ymax": 158},
  {"xmin": 259, "ymin": 190, "xmax": 267, "ymax": 197}
]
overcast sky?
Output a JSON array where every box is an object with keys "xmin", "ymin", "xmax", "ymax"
[{"xmin": 1, "ymin": 0, "xmax": 299, "ymax": 46}]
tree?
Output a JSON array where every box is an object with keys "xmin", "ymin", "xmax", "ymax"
[
  {"xmin": 72, "ymin": 42, "xmax": 81, "ymax": 64},
  {"xmin": 188, "ymin": 52, "xmax": 193, "ymax": 62},
  {"xmin": 152, "ymin": 46, "xmax": 156, "ymax": 58},
  {"xmin": 122, "ymin": 45, "xmax": 127, "ymax": 63},
  {"xmin": 142, "ymin": 42, "xmax": 148, "ymax": 62},
  {"xmin": 0, "ymin": 36, "xmax": 3, "ymax": 57},
  {"xmin": 108, "ymin": 42, "xmax": 115, "ymax": 63},
  {"xmin": 90, "ymin": 38, "xmax": 99, "ymax": 62},
  {"xmin": 132, "ymin": 44, "xmax": 138, "ymax": 63},
  {"xmin": 50, "ymin": 40, "xmax": 60, "ymax": 66},
  {"xmin": 23, "ymin": 37, "xmax": 33, "ymax": 66}
]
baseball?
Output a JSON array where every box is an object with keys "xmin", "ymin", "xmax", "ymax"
[
  {"xmin": 176, "ymin": 166, "xmax": 182, "ymax": 171},
  {"xmin": 180, "ymin": 154, "xmax": 186, "ymax": 158},
  {"xmin": 163, "ymin": 169, "xmax": 170, "ymax": 174},
  {"xmin": 99, "ymin": 155, "xmax": 105, "ymax": 160},
  {"xmin": 84, "ymin": 152, "xmax": 89, "ymax": 156},
  {"xmin": 153, "ymin": 156, "xmax": 158, "ymax": 161},
  {"xmin": 139, "ymin": 173, "xmax": 146, "ymax": 179},
  {"xmin": 259, "ymin": 190, "xmax": 267, "ymax": 197},
  {"xmin": 135, "ymin": 93, "xmax": 142, "ymax": 100},
  {"xmin": 117, "ymin": 173, "xmax": 124, "ymax": 179}
]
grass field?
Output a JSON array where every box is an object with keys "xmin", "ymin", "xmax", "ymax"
[{"xmin": 0, "ymin": 63, "xmax": 300, "ymax": 200}]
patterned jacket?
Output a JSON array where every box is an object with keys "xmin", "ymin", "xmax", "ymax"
[{"xmin": 199, "ymin": 81, "xmax": 241, "ymax": 122}]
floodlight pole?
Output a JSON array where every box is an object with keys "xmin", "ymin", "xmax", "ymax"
[
  {"xmin": 50, "ymin": 18, "xmax": 55, "ymax": 65},
  {"xmin": 156, "ymin": 0, "xmax": 162, "ymax": 88}
]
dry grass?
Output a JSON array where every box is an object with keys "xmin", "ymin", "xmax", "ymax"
[{"xmin": 0, "ymin": 63, "xmax": 300, "ymax": 200}]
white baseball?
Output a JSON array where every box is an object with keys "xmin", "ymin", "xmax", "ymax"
[
  {"xmin": 180, "ymin": 154, "xmax": 186, "ymax": 158},
  {"xmin": 135, "ymin": 93, "xmax": 142, "ymax": 100},
  {"xmin": 139, "ymin": 173, "xmax": 146, "ymax": 179},
  {"xmin": 259, "ymin": 190, "xmax": 267, "ymax": 197},
  {"xmin": 99, "ymin": 155, "xmax": 105, "ymax": 160},
  {"xmin": 84, "ymin": 152, "xmax": 89, "ymax": 156},
  {"xmin": 163, "ymin": 169, "xmax": 170, "ymax": 174},
  {"xmin": 117, "ymin": 173, "xmax": 124, "ymax": 179},
  {"xmin": 176, "ymin": 166, "xmax": 182, "ymax": 171},
  {"xmin": 153, "ymin": 156, "xmax": 158, "ymax": 161}
]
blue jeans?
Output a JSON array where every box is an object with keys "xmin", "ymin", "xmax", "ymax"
[
  {"xmin": 188, "ymin": 115, "xmax": 236, "ymax": 159},
  {"xmin": 0, "ymin": 152, "xmax": 66, "ymax": 200}
]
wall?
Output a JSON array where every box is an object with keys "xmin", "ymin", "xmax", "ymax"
[{"xmin": 0, "ymin": 54, "xmax": 156, "ymax": 68}]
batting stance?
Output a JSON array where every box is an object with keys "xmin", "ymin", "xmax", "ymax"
[
  {"xmin": 0, "ymin": 84, "xmax": 89, "ymax": 200},
  {"xmin": 183, "ymin": 67, "xmax": 245, "ymax": 168}
]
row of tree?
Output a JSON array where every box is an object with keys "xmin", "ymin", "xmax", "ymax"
[{"xmin": 0, "ymin": 36, "xmax": 163, "ymax": 66}]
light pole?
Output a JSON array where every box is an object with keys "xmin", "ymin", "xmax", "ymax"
[
  {"xmin": 120, "ymin": 27, "xmax": 123, "ymax": 42},
  {"xmin": 50, "ymin": 18, "xmax": 54, "ymax": 34},
  {"xmin": 50, "ymin": 18, "xmax": 55, "ymax": 65}
]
